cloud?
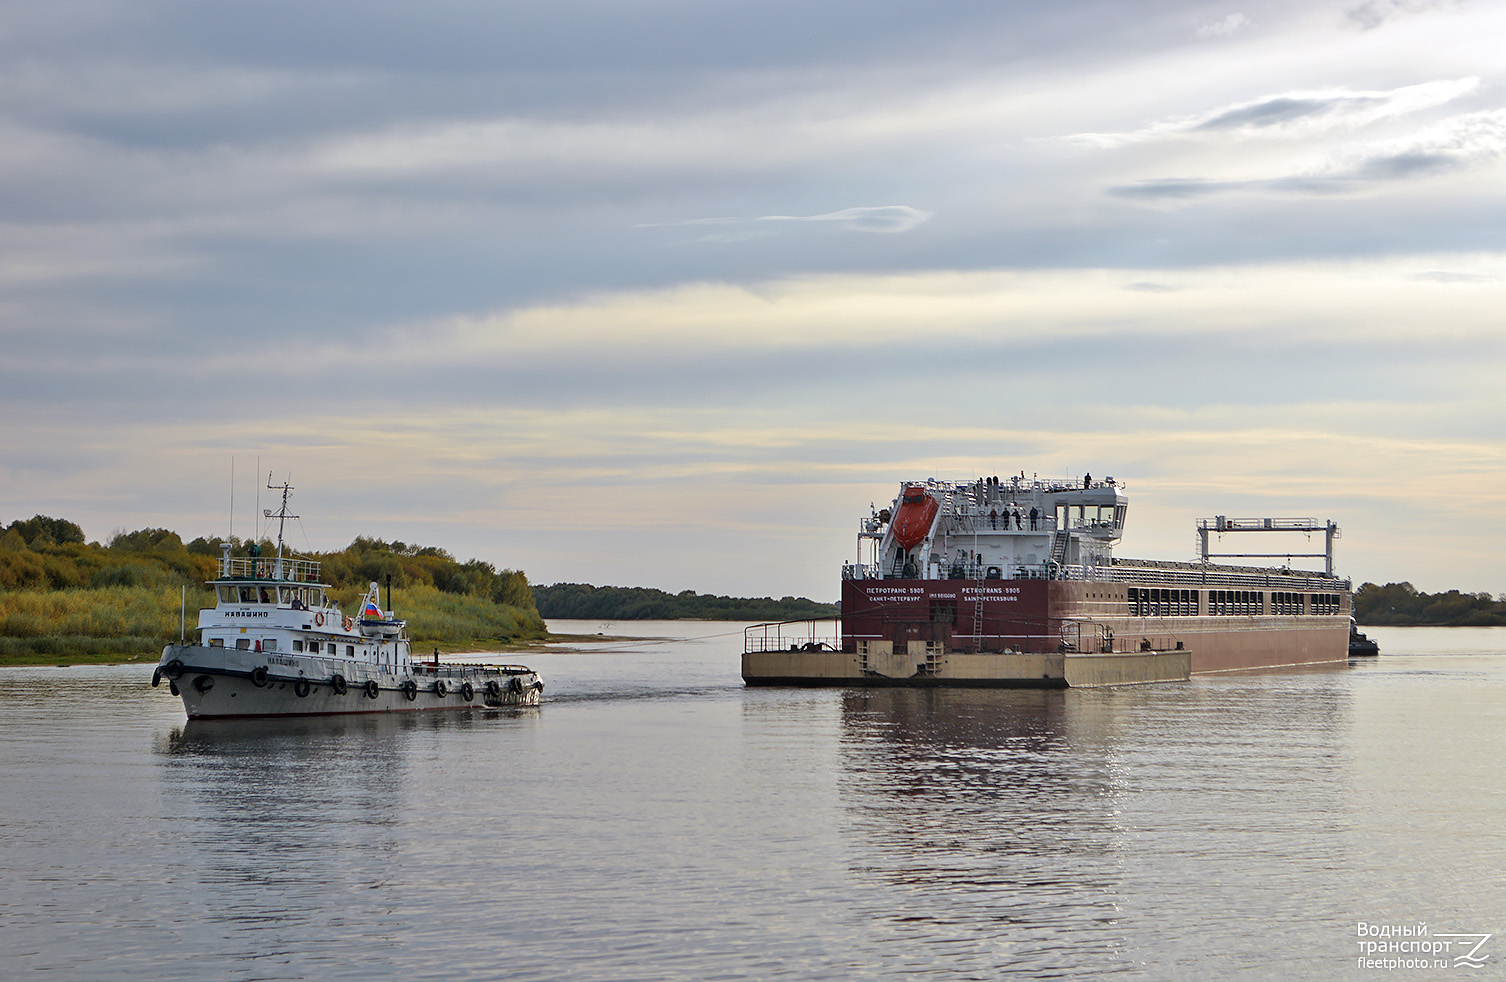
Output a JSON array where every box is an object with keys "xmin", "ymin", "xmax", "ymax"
[
  {"xmin": 1196, "ymin": 13, "xmax": 1251, "ymax": 39},
  {"xmin": 1068, "ymin": 78, "xmax": 1479, "ymax": 147},
  {"xmin": 1346, "ymin": 0, "xmax": 1457, "ymax": 31},
  {"xmin": 4, "ymin": 0, "xmax": 1506, "ymax": 598},
  {"xmin": 758, "ymin": 205, "xmax": 933, "ymax": 233},
  {"xmin": 1409, "ymin": 270, "xmax": 1495, "ymax": 283},
  {"xmin": 637, "ymin": 204, "xmax": 933, "ymax": 237},
  {"xmin": 346, "ymin": 256, "xmax": 1506, "ymax": 382},
  {"xmin": 1192, "ymin": 95, "xmax": 1389, "ymax": 132},
  {"xmin": 1109, "ymin": 107, "xmax": 1506, "ymax": 200}
]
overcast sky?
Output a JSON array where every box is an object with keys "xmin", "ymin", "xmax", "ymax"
[{"xmin": 3, "ymin": 0, "xmax": 1504, "ymax": 600}]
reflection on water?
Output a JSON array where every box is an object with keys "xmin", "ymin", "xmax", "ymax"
[
  {"xmin": 830, "ymin": 678, "xmax": 1363, "ymax": 979},
  {"xmin": 836, "ymin": 689, "xmax": 1127, "ymax": 977},
  {"xmin": 144, "ymin": 707, "xmax": 548, "ymax": 981}
]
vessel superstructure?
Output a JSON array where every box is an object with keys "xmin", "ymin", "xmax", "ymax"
[
  {"xmin": 743, "ymin": 473, "xmax": 1354, "ymax": 687},
  {"xmin": 154, "ymin": 479, "xmax": 542, "ymax": 718}
]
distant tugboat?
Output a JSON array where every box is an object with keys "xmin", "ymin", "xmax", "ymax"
[
  {"xmin": 1348, "ymin": 617, "xmax": 1380, "ymax": 657},
  {"xmin": 153, "ymin": 477, "xmax": 542, "ymax": 719}
]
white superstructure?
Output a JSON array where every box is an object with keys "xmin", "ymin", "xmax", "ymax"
[{"xmin": 847, "ymin": 474, "xmax": 1128, "ymax": 583}]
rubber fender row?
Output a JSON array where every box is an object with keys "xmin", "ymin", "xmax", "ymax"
[{"xmin": 156, "ymin": 659, "xmax": 504, "ymax": 704}]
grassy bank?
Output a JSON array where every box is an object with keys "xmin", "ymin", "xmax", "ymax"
[{"xmin": 0, "ymin": 583, "xmax": 546, "ymax": 667}]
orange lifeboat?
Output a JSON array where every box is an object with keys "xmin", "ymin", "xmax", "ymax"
[{"xmin": 890, "ymin": 485, "xmax": 938, "ymax": 550}]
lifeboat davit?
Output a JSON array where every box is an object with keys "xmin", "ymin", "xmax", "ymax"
[{"xmin": 890, "ymin": 485, "xmax": 939, "ymax": 550}]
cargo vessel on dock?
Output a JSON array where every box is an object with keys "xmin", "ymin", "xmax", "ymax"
[
  {"xmin": 742, "ymin": 474, "xmax": 1354, "ymax": 688},
  {"xmin": 154, "ymin": 478, "xmax": 543, "ymax": 719}
]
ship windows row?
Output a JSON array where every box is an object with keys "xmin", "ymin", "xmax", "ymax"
[
  {"xmin": 206, "ymin": 637, "xmax": 357, "ymax": 656},
  {"xmin": 1128, "ymin": 589, "xmax": 1346, "ymax": 616},
  {"xmin": 1208, "ymin": 590, "xmax": 1259, "ymax": 615},
  {"xmin": 1128, "ymin": 588, "xmax": 1197, "ymax": 617},
  {"xmin": 292, "ymin": 639, "xmax": 358, "ymax": 656},
  {"xmin": 216, "ymin": 584, "xmax": 323, "ymax": 608}
]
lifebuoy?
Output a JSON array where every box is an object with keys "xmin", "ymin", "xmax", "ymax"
[
  {"xmin": 364, "ymin": 679, "xmax": 381, "ymax": 699},
  {"xmin": 315, "ymin": 613, "xmax": 325, "ymax": 627},
  {"xmin": 459, "ymin": 681, "xmax": 474, "ymax": 701},
  {"xmin": 433, "ymin": 679, "xmax": 448, "ymax": 697},
  {"xmin": 330, "ymin": 673, "xmax": 347, "ymax": 695},
  {"xmin": 344, "ymin": 616, "xmax": 354, "ymax": 632},
  {"xmin": 193, "ymin": 674, "xmax": 214, "ymax": 693},
  {"xmin": 400, "ymin": 679, "xmax": 417, "ymax": 701},
  {"xmin": 162, "ymin": 659, "xmax": 185, "ymax": 681},
  {"xmin": 250, "ymin": 666, "xmax": 269, "ymax": 687},
  {"xmin": 294, "ymin": 678, "xmax": 311, "ymax": 698}
]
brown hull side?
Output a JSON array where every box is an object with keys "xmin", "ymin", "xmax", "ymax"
[{"xmin": 841, "ymin": 577, "xmax": 1350, "ymax": 674}]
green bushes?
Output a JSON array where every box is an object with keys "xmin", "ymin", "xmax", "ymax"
[
  {"xmin": 1355, "ymin": 582, "xmax": 1506, "ymax": 626},
  {"xmin": 0, "ymin": 585, "xmax": 210, "ymax": 664},
  {"xmin": 0, "ymin": 513, "xmax": 546, "ymax": 663},
  {"xmin": 394, "ymin": 584, "xmax": 547, "ymax": 647},
  {"xmin": 87, "ymin": 563, "xmax": 179, "ymax": 589}
]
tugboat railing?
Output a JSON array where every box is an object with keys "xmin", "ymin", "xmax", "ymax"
[{"xmin": 217, "ymin": 555, "xmax": 323, "ymax": 583}]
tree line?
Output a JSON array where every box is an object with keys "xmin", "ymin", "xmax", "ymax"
[
  {"xmin": 534, "ymin": 582, "xmax": 837, "ymax": 621},
  {"xmin": 1355, "ymin": 581, "xmax": 1506, "ymax": 626},
  {"xmin": 0, "ymin": 514, "xmax": 545, "ymax": 660}
]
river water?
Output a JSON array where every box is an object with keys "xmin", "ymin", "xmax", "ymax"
[{"xmin": 1, "ymin": 623, "xmax": 1502, "ymax": 980}]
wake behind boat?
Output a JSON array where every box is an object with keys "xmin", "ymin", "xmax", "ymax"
[{"xmin": 153, "ymin": 478, "xmax": 543, "ymax": 719}]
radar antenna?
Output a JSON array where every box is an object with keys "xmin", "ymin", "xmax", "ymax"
[{"xmin": 264, "ymin": 474, "xmax": 299, "ymax": 579}]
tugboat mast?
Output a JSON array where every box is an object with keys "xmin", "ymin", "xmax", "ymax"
[{"xmin": 264, "ymin": 474, "xmax": 298, "ymax": 580}]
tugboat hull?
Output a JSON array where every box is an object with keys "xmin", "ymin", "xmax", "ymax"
[{"xmin": 156, "ymin": 645, "xmax": 542, "ymax": 719}]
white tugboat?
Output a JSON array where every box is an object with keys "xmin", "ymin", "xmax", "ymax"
[{"xmin": 153, "ymin": 479, "xmax": 543, "ymax": 719}]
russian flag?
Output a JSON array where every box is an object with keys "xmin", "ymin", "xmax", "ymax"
[{"xmin": 362, "ymin": 599, "xmax": 382, "ymax": 620}]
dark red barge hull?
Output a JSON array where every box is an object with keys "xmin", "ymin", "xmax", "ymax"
[{"xmin": 839, "ymin": 578, "xmax": 1348, "ymax": 675}]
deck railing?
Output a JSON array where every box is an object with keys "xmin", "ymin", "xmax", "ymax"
[
  {"xmin": 744, "ymin": 618, "xmax": 842, "ymax": 654},
  {"xmin": 1106, "ymin": 564, "xmax": 1349, "ymax": 592},
  {"xmin": 217, "ymin": 555, "xmax": 323, "ymax": 583},
  {"xmin": 842, "ymin": 560, "xmax": 1347, "ymax": 592}
]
